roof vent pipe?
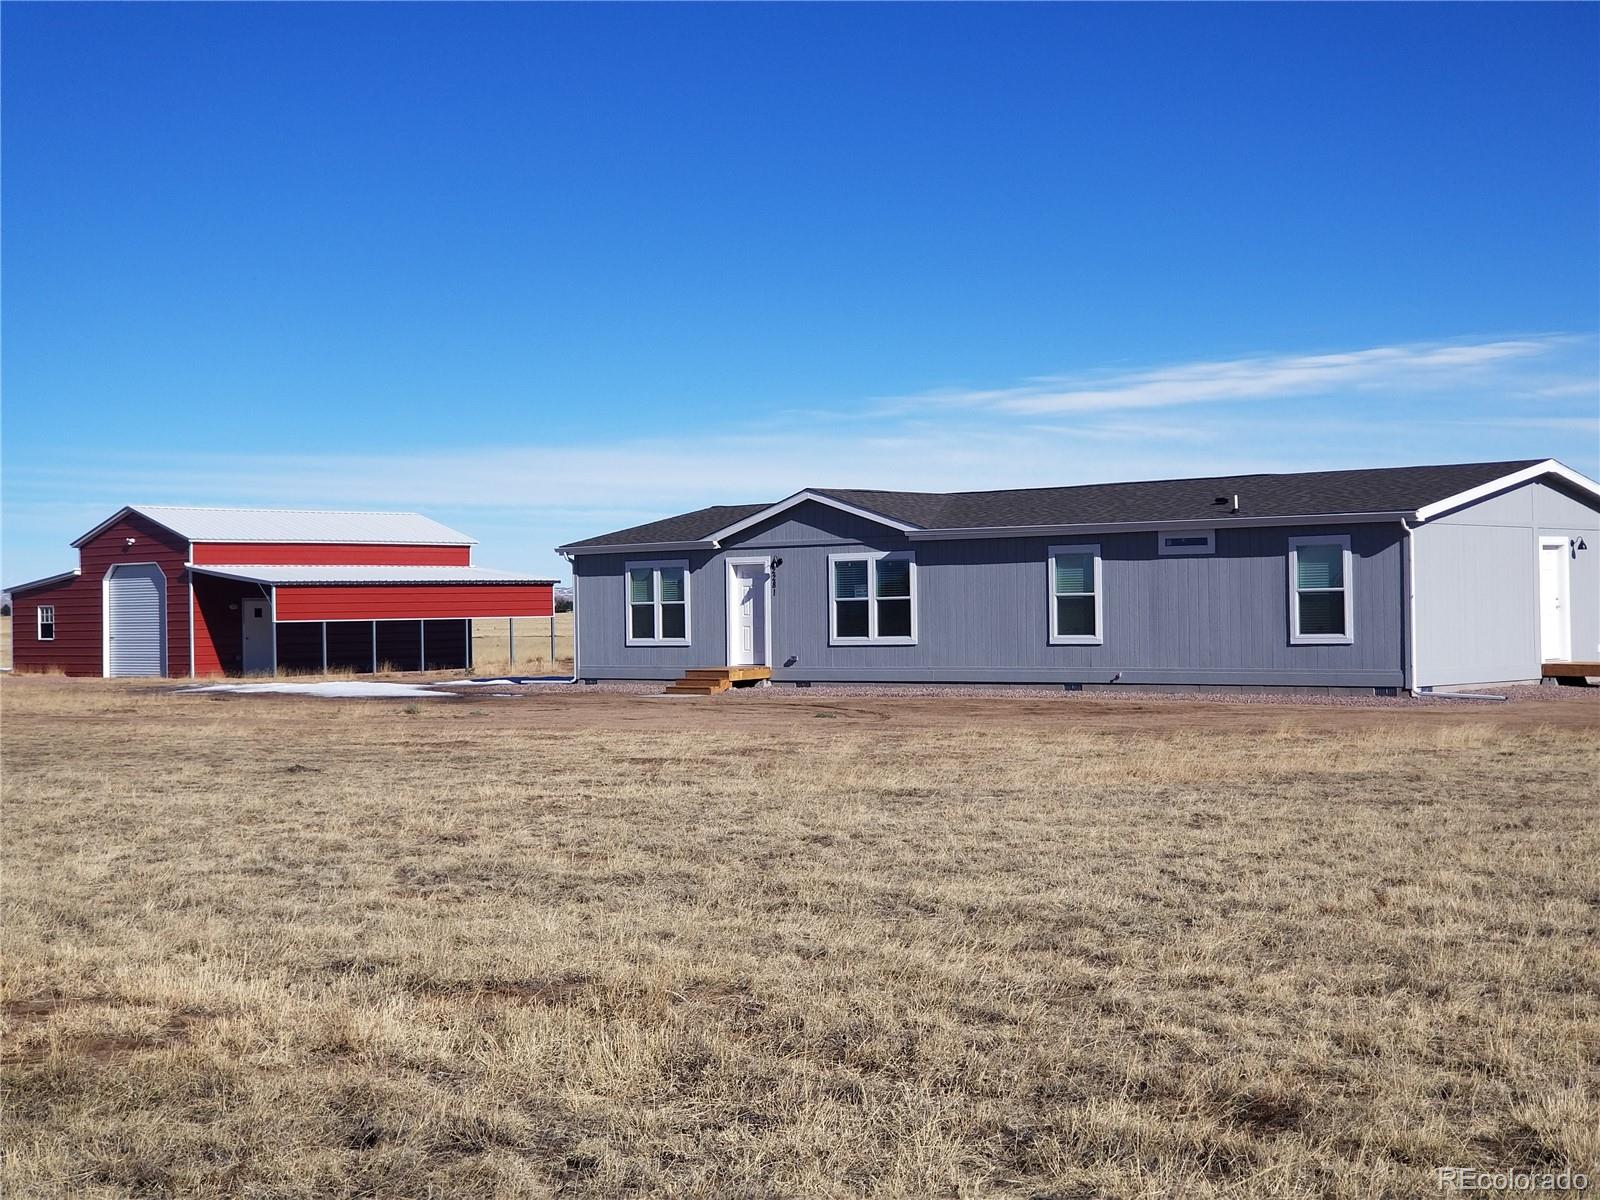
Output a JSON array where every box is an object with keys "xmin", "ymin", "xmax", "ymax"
[{"xmin": 1230, "ymin": 494, "xmax": 1239, "ymax": 513}]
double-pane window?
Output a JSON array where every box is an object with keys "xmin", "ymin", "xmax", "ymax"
[{"xmin": 626, "ymin": 562, "xmax": 689, "ymax": 644}]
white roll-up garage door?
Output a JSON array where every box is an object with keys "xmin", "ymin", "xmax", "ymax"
[{"xmin": 105, "ymin": 564, "xmax": 167, "ymax": 676}]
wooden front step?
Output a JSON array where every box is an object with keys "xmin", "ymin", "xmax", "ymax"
[
  {"xmin": 1542, "ymin": 661, "xmax": 1599, "ymax": 682},
  {"xmin": 665, "ymin": 678, "xmax": 730, "ymax": 695},
  {"xmin": 664, "ymin": 665, "xmax": 771, "ymax": 695}
]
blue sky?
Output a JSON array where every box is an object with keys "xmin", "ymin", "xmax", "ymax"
[{"xmin": 4, "ymin": 2, "xmax": 1596, "ymax": 586}]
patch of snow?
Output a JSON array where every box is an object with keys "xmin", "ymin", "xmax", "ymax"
[
  {"xmin": 439, "ymin": 676, "xmax": 571, "ymax": 687},
  {"xmin": 182, "ymin": 682, "xmax": 447, "ymax": 699}
]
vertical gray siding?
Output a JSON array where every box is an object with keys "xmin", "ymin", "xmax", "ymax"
[
  {"xmin": 1413, "ymin": 480, "xmax": 1600, "ymax": 686},
  {"xmin": 576, "ymin": 500, "xmax": 1405, "ymax": 686}
]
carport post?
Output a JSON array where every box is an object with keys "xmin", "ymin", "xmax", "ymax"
[
  {"xmin": 320, "ymin": 623, "xmax": 328, "ymax": 673},
  {"xmin": 419, "ymin": 620, "xmax": 426, "ymax": 672},
  {"xmin": 371, "ymin": 621, "xmax": 377, "ymax": 674},
  {"xmin": 550, "ymin": 614, "xmax": 556, "ymax": 662},
  {"xmin": 508, "ymin": 616, "xmax": 515, "ymax": 667}
]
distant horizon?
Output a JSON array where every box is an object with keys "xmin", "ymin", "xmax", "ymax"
[{"xmin": 4, "ymin": 4, "xmax": 1596, "ymax": 585}]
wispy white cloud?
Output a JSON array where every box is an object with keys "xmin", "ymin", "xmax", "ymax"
[
  {"xmin": 885, "ymin": 335, "xmax": 1583, "ymax": 416},
  {"xmin": 4, "ymin": 333, "xmax": 1595, "ymax": 586}
]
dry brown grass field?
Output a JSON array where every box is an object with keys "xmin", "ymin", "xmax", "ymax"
[{"xmin": 2, "ymin": 677, "xmax": 1597, "ymax": 1199}]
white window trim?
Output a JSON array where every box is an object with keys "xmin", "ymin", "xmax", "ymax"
[
  {"xmin": 1158, "ymin": 529, "xmax": 1215, "ymax": 556},
  {"xmin": 1048, "ymin": 544, "xmax": 1103, "ymax": 645},
  {"xmin": 1288, "ymin": 534, "xmax": 1354, "ymax": 645},
  {"xmin": 37, "ymin": 604, "xmax": 56, "ymax": 641},
  {"xmin": 827, "ymin": 551, "xmax": 917, "ymax": 646},
  {"xmin": 624, "ymin": 559, "xmax": 691, "ymax": 647}
]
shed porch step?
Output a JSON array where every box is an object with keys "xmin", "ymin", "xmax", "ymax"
[{"xmin": 664, "ymin": 666, "xmax": 772, "ymax": 695}]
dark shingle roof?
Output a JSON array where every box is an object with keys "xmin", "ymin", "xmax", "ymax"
[
  {"xmin": 561, "ymin": 503, "xmax": 769, "ymax": 550},
  {"xmin": 562, "ymin": 460, "xmax": 1553, "ymax": 549},
  {"xmin": 815, "ymin": 460, "xmax": 1548, "ymax": 530}
]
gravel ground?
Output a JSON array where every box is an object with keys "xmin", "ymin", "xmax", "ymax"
[{"xmin": 472, "ymin": 678, "xmax": 1598, "ymax": 708}]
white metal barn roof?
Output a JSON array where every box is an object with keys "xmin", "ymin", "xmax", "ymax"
[
  {"xmin": 189, "ymin": 565, "xmax": 555, "ymax": 586},
  {"xmin": 74, "ymin": 505, "xmax": 478, "ymax": 547}
]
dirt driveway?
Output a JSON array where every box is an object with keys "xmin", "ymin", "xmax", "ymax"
[{"xmin": 6, "ymin": 674, "xmax": 1595, "ymax": 737}]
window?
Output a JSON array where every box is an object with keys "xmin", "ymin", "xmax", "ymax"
[
  {"xmin": 1158, "ymin": 530, "xmax": 1215, "ymax": 556},
  {"xmin": 829, "ymin": 552, "xmax": 916, "ymax": 644},
  {"xmin": 625, "ymin": 560, "xmax": 690, "ymax": 645},
  {"xmin": 1288, "ymin": 535, "xmax": 1353, "ymax": 645},
  {"xmin": 1049, "ymin": 544, "xmax": 1102, "ymax": 644},
  {"xmin": 37, "ymin": 605, "xmax": 55, "ymax": 641}
]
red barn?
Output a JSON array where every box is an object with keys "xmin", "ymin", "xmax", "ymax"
[{"xmin": 7, "ymin": 506, "xmax": 555, "ymax": 677}]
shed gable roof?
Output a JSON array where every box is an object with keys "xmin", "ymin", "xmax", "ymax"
[{"xmin": 73, "ymin": 505, "xmax": 477, "ymax": 547}]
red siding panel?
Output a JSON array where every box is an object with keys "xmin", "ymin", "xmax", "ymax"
[
  {"xmin": 192, "ymin": 573, "xmax": 266, "ymax": 677},
  {"xmin": 273, "ymin": 584, "xmax": 553, "ymax": 622},
  {"xmin": 193, "ymin": 543, "xmax": 472, "ymax": 566},
  {"xmin": 12, "ymin": 512, "xmax": 191, "ymax": 677},
  {"xmin": 9, "ymin": 575, "xmax": 81, "ymax": 675}
]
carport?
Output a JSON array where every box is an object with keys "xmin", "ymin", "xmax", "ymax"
[{"xmin": 191, "ymin": 565, "xmax": 556, "ymax": 675}]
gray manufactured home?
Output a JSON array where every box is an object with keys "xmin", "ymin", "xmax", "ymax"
[{"xmin": 558, "ymin": 460, "xmax": 1600, "ymax": 693}]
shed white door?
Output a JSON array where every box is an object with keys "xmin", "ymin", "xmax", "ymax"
[
  {"xmin": 1538, "ymin": 539, "xmax": 1571, "ymax": 662},
  {"xmin": 104, "ymin": 564, "xmax": 167, "ymax": 677},
  {"xmin": 728, "ymin": 562, "xmax": 768, "ymax": 667},
  {"xmin": 241, "ymin": 599, "xmax": 275, "ymax": 674}
]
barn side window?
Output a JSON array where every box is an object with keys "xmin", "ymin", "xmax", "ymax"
[
  {"xmin": 625, "ymin": 561, "xmax": 690, "ymax": 646},
  {"xmin": 1288, "ymin": 535, "xmax": 1353, "ymax": 645},
  {"xmin": 37, "ymin": 605, "xmax": 56, "ymax": 641}
]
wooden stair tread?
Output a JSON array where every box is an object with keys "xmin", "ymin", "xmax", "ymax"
[
  {"xmin": 1542, "ymin": 661, "xmax": 1599, "ymax": 679},
  {"xmin": 663, "ymin": 665, "xmax": 771, "ymax": 695}
]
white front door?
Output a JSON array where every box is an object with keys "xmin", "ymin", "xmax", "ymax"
[
  {"xmin": 241, "ymin": 598, "xmax": 275, "ymax": 674},
  {"xmin": 728, "ymin": 562, "xmax": 768, "ymax": 667},
  {"xmin": 1539, "ymin": 539, "xmax": 1571, "ymax": 662}
]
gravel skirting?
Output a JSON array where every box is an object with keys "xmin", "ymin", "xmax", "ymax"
[{"xmin": 560, "ymin": 679, "xmax": 1596, "ymax": 708}]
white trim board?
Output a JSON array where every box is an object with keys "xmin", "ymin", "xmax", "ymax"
[
  {"xmin": 1414, "ymin": 460, "xmax": 1600, "ymax": 523},
  {"xmin": 710, "ymin": 490, "xmax": 922, "ymax": 543},
  {"xmin": 5, "ymin": 568, "xmax": 82, "ymax": 594}
]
